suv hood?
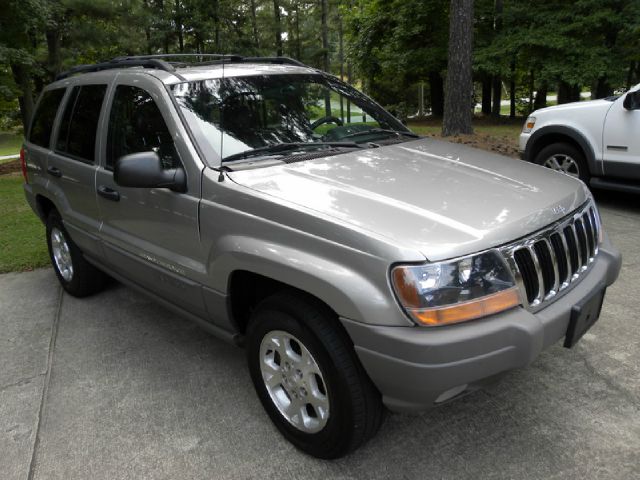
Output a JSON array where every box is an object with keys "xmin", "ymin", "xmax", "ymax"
[
  {"xmin": 533, "ymin": 97, "xmax": 616, "ymax": 117},
  {"xmin": 227, "ymin": 138, "xmax": 589, "ymax": 261}
]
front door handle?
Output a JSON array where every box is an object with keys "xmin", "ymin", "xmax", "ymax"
[
  {"xmin": 46, "ymin": 166, "xmax": 62, "ymax": 177},
  {"xmin": 97, "ymin": 185, "xmax": 120, "ymax": 202}
]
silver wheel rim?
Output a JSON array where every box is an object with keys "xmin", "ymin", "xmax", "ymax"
[
  {"xmin": 259, "ymin": 330, "xmax": 330, "ymax": 433},
  {"xmin": 543, "ymin": 154, "xmax": 580, "ymax": 178},
  {"xmin": 51, "ymin": 227, "xmax": 73, "ymax": 282}
]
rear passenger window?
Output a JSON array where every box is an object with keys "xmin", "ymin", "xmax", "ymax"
[
  {"xmin": 56, "ymin": 84, "xmax": 107, "ymax": 162},
  {"xmin": 29, "ymin": 89, "xmax": 66, "ymax": 148},
  {"xmin": 106, "ymin": 85, "xmax": 180, "ymax": 170}
]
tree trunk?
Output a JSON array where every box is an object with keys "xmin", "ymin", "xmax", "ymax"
[
  {"xmin": 321, "ymin": 0, "xmax": 331, "ymax": 115},
  {"xmin": 594, "ymin": 77, "xmax": 613, "ymax": 99},
  {"xmin": 509, "ymin": 59, "xmax": 516, "ymax": 118},
  {"xmin": 175, "ymin": 0, "xmax": 184, "ymax": 53},
  {"xmin": 442, "ymin": 0, "xmax": 474, "ymax": 136},
  {"xmin": 481, "ymin": 73, "xmax": 491, "ymax": 115},
  {"xmin": 491, "ymin": 75, "xmax": 501, "ymax": 116},
  {"xmin": 295, "ymin": 4, "xmax": 301, "ymax": 59},
  {"xmin": 45, "ymin": 29, "xmax": 62, "ymax": 80},
  {"xmin": 250, "ymin": 0, "xmax": 260, "ymax": 51},
  {"xmin": 429, "ymin": 71, "xmax": 444, "ymax": 117},
  {"xmin": 534, "ymin": 82, "xmax": 547, "ymax": 110},
  {"xmin": 11, "ymin": 63, "xmax": 35, "ymax": 131},
  {"xmin": 339, "ymin": 15, "xmax": 345, "ymax": 121},
  {"xmin": 558, "ymin": 81, "xmax": 580, "ymax": 104},
  {"xmin": 273, "ymin": 0, "xmax": 283, "ymax": 56}
]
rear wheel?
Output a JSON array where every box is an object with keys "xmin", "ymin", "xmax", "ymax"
[
  {"xmin": 46, "ymin": 210, "xmax": 107, "ymax": 297},
  {"xmin": 246, "ymin": 292, "xmax": 384, "ymax": 459},
  {"xmin": 534, "ymin": 142, "xmax": 590, "ymax": 183}
]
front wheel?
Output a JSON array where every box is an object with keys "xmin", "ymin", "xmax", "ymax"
[
  {"xmin": 246, "ymin": 292, "xmax": 384, "ymax": 459},
  {"xmin": 533, "ymin": 142, "xmax": 590, "ymax": 184}
]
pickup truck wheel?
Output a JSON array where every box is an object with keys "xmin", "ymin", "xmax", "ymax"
[
  {"xmin": 246, "ymin": 292, "xmax": 384, "ymax": 459},
  {"xmin": 46, "ymin": 211, "xmax": 107, "ymax": 297},
  {"xmin": 534, "ymin": 142, "xmax": 590, "ymax": 183}
]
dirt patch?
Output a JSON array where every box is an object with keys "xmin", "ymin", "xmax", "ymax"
[
  {"xmin": 0, "ymin": 160, "xmax": 20, "ymax": 175},
  {"xmin": 424, "ymin": 132, "xmax": 520, "ymax": 158}
]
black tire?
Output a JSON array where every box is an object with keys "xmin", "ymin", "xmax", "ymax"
[
  {"xmin": 533, "ymin": 142, "xmax": 590, "ymax": 184},
  {"xmin": 246, "ymin": 292, "xmax": 384, "ymax": 459},
  {"xmin": 46, "ymin": 210, "xmax": 107, "ymax": 297}
]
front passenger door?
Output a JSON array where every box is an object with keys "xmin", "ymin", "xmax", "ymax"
[
  {"xmin": 95, "ymin": 78, "xmax": 207, "ymax": 318},
  {"xmin": 602, "ymin": 91, "xmax": 640, "ymax": 180}
]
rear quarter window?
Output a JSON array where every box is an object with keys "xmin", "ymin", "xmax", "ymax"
[
  {"xmin": 29, "ymin": 89, "xmax": 66, "ymax": 148},
  {"xmin": 55, "ymin": 84, "xmax": 107, "ymax": 162}
]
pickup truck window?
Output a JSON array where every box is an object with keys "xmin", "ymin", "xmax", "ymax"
[
  {"xmin": 106, "ymin": 85, "xmax": 180, "ymax": 170},
  {"xmin": 55, "ymin": 84, "xmax": 107, "ymax": 162},
  {"xmin": 172, "ymin": 74, "xmax": 410, "ymax": 161},
  {"xmin": 29, "ymin": 88, "xmax": 66, "ymax": 148}
]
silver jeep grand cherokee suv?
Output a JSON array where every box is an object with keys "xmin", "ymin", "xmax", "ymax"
[{"xmin": 21, "ymin": 55, "xmax": 621, "ymax": 459}]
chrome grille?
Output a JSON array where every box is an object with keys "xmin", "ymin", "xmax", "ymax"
[{"xmin": 501, "ymin": 201, "xmax": 601, "ymax": 310}]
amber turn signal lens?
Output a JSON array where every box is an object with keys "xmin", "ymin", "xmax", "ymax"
[
  {"xmin": 409, "ymin": 288, "xmax": 520, "ymax": 326},
  {"xmin": 392, "ymin": 267, "xmax": 421, "ymax": 308},
  {"xmin": 526, "ymin": 121, "xmax": 535, "ymax": 130}
]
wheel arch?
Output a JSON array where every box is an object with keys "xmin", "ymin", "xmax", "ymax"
[
  {"xmin": 34, "ymin": 194, "xmax": 59, "ymax": 222},
  {"xmin": 208, "ymin": 235, "xmax": 411, "ymax": 333},
  {"xmin": 525, "ymin": 125, "xmax": 598, "ymax": 175}
]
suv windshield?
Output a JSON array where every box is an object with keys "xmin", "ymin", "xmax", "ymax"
[{"xmin": 171, "ymin": 73, "xmax": 415, "ymax": 163}]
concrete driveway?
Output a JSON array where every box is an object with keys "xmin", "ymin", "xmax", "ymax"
[{"xmin": 2, "ymin": 190, "xmax": 639, "ymax": 480}]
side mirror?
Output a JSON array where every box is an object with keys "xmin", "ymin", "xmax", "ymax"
[
  {"xmin": 623, "ymin": 91, "xmax": 640, "ymax": 110},
  {"xmin": 114, "ymin": 151, "xmax": 186, "ymax": 193}
]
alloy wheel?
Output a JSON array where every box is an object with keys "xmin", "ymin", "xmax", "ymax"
[{"xmin": 259, "ymin": 330, "xmax": 330, "ymax": 434}]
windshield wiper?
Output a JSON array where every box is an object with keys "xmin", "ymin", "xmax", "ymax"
[
  {"xmin": 341, "ymin": 128, "xmax": 419, "ymax": 140},
  {"xmin": 223, "ymin": 141, "xmax": 363, "ymax": 163}
]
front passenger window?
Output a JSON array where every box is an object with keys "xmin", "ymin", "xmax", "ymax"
[{"xmin": 106, "ymin": 85, "xmax": 180, "ymax": 170}]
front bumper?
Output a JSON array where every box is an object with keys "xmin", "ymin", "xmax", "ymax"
[{"xmin": 340, "ymin": 235, "xmax": 621, "ymax": 412}]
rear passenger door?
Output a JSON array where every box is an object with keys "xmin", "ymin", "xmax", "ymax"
[
  {"xmin": 95, "ymin": 75, "xmax": 207, "ymax": 318},
  {"xmin": 47, "ymin": 82, "xmax": 109, "ymax": 257}
]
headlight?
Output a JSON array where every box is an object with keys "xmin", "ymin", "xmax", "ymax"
[
  {"xmin": 391, "ymin": 251, "xmax": 521, "ymax": 326},
  {"xmin": 522, "ymin": 116, "xmax": 536, "ymax": 133}
]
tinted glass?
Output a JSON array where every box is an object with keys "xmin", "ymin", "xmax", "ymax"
[
  {"xmin": 172, "ymin": 74, "xmax": 408, "ymax": 160},
  {"xmin": 29, "ymin": 89, "xmax": 66, "ymax": 148},
  {"xmin": 55, "ymin": 86, "xmax": 80, "ymax": 152},
  {"xmin": 106, "ymin": 85, "xmax": 180, "ymax": 170},
  {"xmin": 56, "ymin": 84, "xmax": 107, "ymax": 162}
]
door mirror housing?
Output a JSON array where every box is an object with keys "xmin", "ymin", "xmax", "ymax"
[
  {"xmin": 114, "ymin": 151, "xmax": 186, "ymax": 193},
  {"xmin": 623, "ymin": 90, "xmax": 640, "ymax": 110}
]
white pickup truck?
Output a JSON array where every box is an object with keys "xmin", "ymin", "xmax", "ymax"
[{"xmin": 520, "ymin": 86, "xmax": 640, "ymax": 193}]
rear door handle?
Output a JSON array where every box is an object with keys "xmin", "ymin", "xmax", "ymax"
[
  {"xmin": 46, "ymin": 166, "xmax": 62, "ymax": 177},
  {"xmin": 97, "ymin": 185, "xmax": 120, "ymax": 202}
]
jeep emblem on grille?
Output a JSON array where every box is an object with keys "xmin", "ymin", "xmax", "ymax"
[{"xmin": 552, "ymin": 204, "xmax": 567, "ymax": 215}]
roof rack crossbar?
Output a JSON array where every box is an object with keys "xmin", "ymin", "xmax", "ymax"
[{"xmin": 55, "ymin": 58, "xmax": 176, "ymax": 80}]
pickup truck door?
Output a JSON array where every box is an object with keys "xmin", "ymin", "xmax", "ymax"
[
  {"xmin": 94, "ymin": 74, "xmax": 208, "ymax": 318},
  {"xmin": 602, "ymin": 92, "xmax": 640, "ymax": 180}
]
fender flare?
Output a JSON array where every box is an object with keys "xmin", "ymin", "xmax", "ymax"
[
  {"xmin": 207, "ymin": 235, "xmax": 413, "ymax": 327},
  {"xmin": 525, "ymin": 125, "xmax": 598, "ymax": 174}
]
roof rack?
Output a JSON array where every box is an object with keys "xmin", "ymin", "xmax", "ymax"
[
  {"xmin": 55, "ymin": 54, "xmax": 309, "ymax": 80},
  {"xmin": 55, "ymin": 58, "xmax": 176, "ymax": 80}
]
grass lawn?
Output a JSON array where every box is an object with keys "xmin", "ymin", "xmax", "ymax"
[
  {"xmin": 0, "ymin": 131, "xmax": 24, "ymax": 158},
  {"xmin": 0, "ymin": 174, "xmax": 49, "ymax": 273}
]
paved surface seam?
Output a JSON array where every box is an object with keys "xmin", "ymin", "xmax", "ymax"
[{"xmin": 26, "ymin": 288, "xmax": 63, "ymax": 480}]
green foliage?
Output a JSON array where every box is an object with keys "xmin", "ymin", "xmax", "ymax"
[
  {"xmin": 2, "ymin": 0, "xmax": 640, "ymax": 128},
  {"xmin": 0, "ymin": 174, "xmax": 50, "ymax": 273}
]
